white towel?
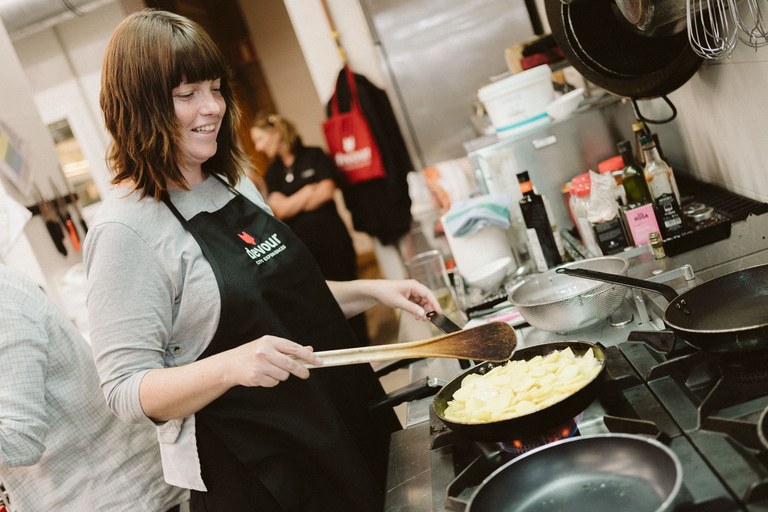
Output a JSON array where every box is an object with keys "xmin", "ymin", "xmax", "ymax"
[{"xmin": 442, "ymin": 194, "xmax": 513, "ymax": 237}]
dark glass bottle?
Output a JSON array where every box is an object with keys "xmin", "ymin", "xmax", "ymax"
[
  {"xmin": 632, "ymin": 122, "xmax": 649, "ymax": 166},
  {"xmin": 517, "ymin": 171, "xmax": 562, "ymax": 271},
  {"xmin": 641, "ymin": 134, "xmax": 686, "ymax": 237},
  {"xmin": 618, "ymin": 140, "xmax": 653, "ymax": 207},
  {"xmin": 652, "ymin": 133, "xmax": 670, "ymax": 165}
]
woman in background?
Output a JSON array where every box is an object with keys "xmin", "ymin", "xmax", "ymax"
[{"xmin": 251, "ymin": 114, "xmax": 370, "ymax": 344}]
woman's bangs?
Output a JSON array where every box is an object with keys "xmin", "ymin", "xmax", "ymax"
[{"xmin": 171, "ymin": 37, "xmax": 226, "ymax": 85}]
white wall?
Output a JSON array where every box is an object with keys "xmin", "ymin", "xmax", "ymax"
[
  {"xmin": 238, "ymin": 0, "xmax": 376, "ymax": 258},
  {"xmin": 662, "ymin": 45, "xmax": 768, "ymax": 203},
  {"xmin": 13, "ymin": 2, "xmax": 127, "ymax": 202},
  {"xmin": 238, "ymin": 0, "xmax": 326, "ymax": 149},
  {"xmin": 0, "ymin": 15, "xmax": 84, "ymax": 309}
]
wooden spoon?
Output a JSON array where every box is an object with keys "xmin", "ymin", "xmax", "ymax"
[{"xmin": 299, "ymin": 321, "xmax": 517, "ymax": 368}]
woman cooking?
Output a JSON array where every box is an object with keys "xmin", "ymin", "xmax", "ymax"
[
  {"xmin": 250, "ymin": 113, "xmax": 370, "ymax": 344},
  {"xmin": 84, "ymin": 9, "xmax": 441, "ymax": 512}
]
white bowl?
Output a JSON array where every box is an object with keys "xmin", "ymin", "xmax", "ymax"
[
  {"xmin": 546, "ymin": 88, "xmax": 585, "ymax": 121},
  {"xmin": 464, "ymin": 257, "xmax": 513, "ymax": 291}
]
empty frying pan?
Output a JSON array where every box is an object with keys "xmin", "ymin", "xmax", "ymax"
[
  {"xmin": 466, "ymin": 433, "xmax": 682, "ymax": 512},
  {"xmin": 557, "ymin": 263, "xmax": 768, "ymax": 354}
]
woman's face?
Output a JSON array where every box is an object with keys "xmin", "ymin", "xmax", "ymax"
[
  {"xmin": 173, "ymin": 78, "xmax": 226, "ymax": 173},
  {"xmin": 250, "ymin": 126, "xmax": 281, "ymax": 159}
]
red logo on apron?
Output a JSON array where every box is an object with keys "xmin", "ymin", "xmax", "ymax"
[{"xmin": 237, "ymin": 231, "xmax": 256, "ymax": 245}]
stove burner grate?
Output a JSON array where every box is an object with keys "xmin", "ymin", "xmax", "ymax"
[{"xmin": 493, "ymin": 416, "xmax": 580, "ymax": 455}]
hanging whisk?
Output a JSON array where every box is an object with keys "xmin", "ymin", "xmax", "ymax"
[
  {"xmin": 687, "ymin": 0, "xmax": 740, "ymax": 59},
  {"xmin": 736, "ymin": 0, "xmax": 768, "ymax": 49}
]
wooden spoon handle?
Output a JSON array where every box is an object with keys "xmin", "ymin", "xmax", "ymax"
[{"xmin": 297, "ymin": 321, "xmax": 517, "ymax": 368}]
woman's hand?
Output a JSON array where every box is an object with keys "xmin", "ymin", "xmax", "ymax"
[
  {"xmin": 368, "ymin": 279, "xmax": 442, "ymax": 321},
  {"xmin": 139, "ymin": 336, "xmax": 322, "ymax": 422},
  {"xmin": 226, "ymin": 336, "xmax": 323, "ymax": 387},
  {"xmin": 327, "ymin": 279, "xmax": 442, "ymax": 321}
]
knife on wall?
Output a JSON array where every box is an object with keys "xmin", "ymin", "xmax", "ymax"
[
  {"xmin": 49, "ymin": 178, "xmax": 80, "ymax": 252},
  {"xmin": 33, "ymin": 185, "xmax": 67, "ymax": 256},
  {"xmin": 52, "ymin": 173, "xmax": 88, "ymax": 235}
]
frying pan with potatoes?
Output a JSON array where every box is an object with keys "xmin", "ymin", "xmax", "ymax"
[{"xmin": 432, "ymin": 340, "xmax": 607, "ymax": 442}]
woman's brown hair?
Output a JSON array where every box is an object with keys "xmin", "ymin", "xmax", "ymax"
[{"xmin": 100, "ymin": 9, "xmax": 246, "ymax": 200}]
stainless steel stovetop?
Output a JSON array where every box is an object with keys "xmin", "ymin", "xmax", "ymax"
[{"xmin": 385, "ymin": 212, "xmax": 768, "ymax": 512}]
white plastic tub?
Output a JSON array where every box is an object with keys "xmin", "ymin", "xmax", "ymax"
[
  {"xmin": 478, "ymin": 65, "xmax": 555, "ymax": 139},
  {"xmin": 440, "ymin": 212, "xmax": 514, "ymax": 289}
]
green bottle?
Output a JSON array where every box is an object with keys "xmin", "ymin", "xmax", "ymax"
[{"xmin": 618, "ymin": 140, "xmax": 653, "ymax": 208}]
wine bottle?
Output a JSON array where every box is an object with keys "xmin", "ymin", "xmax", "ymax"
[
  {"xmin": 618, "ymin": 140, "xmax": 653, "ymax": 207},
  {"xmin": 517, "ymin": 171, "xmax": 562, "ymax": 271},
  {"xmin": 641, "ymin": 134, "xmax": 686, "ymax": 237},
  {"xmin": 632, "ymin": 122, "xmax": 649, "ymax": 166},
  {"xmin": 618, "ymin": 139, "xmax": 663, "ymax": 246}
]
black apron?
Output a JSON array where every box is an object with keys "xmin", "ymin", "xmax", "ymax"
[{"xmin": 164, "ymin": 180, "xmax": 399, "ymax": 512}]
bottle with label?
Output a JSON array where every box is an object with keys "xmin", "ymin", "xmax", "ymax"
[
  {"xmin": 618, "ymin": 140, "xmax": 653, "ymax": 207},
  {"xmin": 641, "ymin": 134, "xmax": 686, "ymax": 237},
  {"xmin": 632, "ymin": 122, "xmax": 650, "ymax": 166},
  {"xmin": 517, "ymin": 171, "xmax": 562, "ymax": 272},
  {"xmin": 542, "ymin": 192, "xmax": 567, "ymax": 261},
  {"xmin": 618, "ymin": 139, "xmax": 662, "ymax": 246},
  {"xmin": 652, "ymin": 133, "xmax": 670, "ymax": 165},
  {"xmin": 649, "ymin": 231, "xmax": 666, "ymax": 259}
]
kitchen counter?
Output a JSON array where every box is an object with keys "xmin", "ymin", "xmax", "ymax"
[{"xmin": 385, "ymin": 210, "xmax": 768, "ymax": 511}]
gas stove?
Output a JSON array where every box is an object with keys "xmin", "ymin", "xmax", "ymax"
[
  {"xmin": 385, "ymin": 211, "xmax": 768, "ymax": 512},
  {"xmin": 425, "ymin": 338, "xmax": 768, "ymax": 511}
]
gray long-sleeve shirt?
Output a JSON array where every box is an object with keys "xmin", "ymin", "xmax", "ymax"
[
  {"xmin": 0, "ymin": 264, "xmax": 188, "ymax": 511},
  {"xmin": 83, "ymin": 175, "xmax": 271, "ymax": 491}
]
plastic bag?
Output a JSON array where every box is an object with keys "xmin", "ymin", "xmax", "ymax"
[{"xmin": 586, "ymin": 169, "xmax": 619, "ymax": 223}]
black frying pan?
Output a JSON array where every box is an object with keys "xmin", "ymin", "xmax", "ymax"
[
  {"xmin": 466, "ymin": 433, "xmax": 682, "ymax": 512},
  {"xmin": 545, "ymin": 0, "xmax": 702, "ymax": 123},
  {"xmin": 557, "ymin": 263, "xmax": 768, "ymax": 354},
  {"xmin": 432, "ymin": 340, "xmax": 607, "ymax": 442}
]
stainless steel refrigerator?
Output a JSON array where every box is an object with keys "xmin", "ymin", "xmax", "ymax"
[{"xmin": 359, "ymin": 0, "xmax": 540, "ymax": 170}]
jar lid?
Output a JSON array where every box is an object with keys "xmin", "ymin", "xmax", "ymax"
[
  {"xmin": 598, "ymin": 155, "xmax": 624, "ymax": 173},
  {"xmin": 574, "ymin": 182, "xmax": 591, "ymax": 196}
]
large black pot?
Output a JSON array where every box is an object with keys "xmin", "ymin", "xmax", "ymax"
[{"xmin": 545, "ymin": 0, "xmax": 703, "ymax": 123}]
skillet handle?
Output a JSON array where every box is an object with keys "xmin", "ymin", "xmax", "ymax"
[
  {"xmin": 631, "ymin": 95, "xmax": 677, "ymax": 124},
  {"xmin": 555, "ymin": 267, "xmax": 680, "ymax": 303}
]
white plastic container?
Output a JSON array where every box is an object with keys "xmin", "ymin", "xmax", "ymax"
[
  {"xmin": 478, "ymin": 65, "xmax": 555, "ymax": 139},
  {"xmin": 440, "ymin": 213, "xmax": 515, "ymax": 289}
]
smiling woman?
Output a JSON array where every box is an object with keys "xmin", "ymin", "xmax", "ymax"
[
  {"xmin": 84, "ymin": 8, "xmax": 442, "ymax": 512},
  {"xmin": 172, "ymin": 78, "xmax": 226, "ymax": 184},
  {"xmin": 98, "ymin": 9, "xmax": 244, "ymax": 199}
]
